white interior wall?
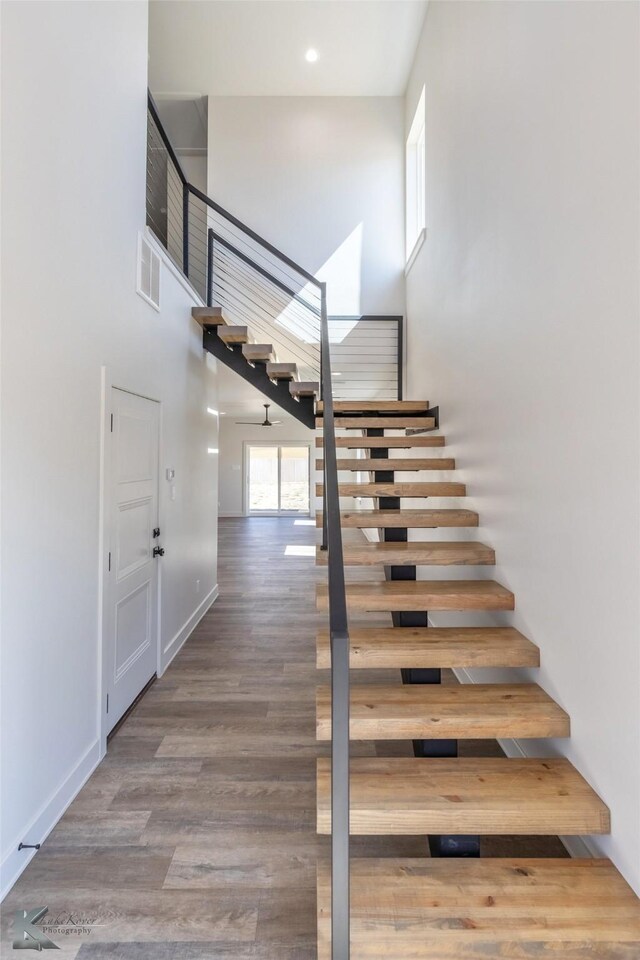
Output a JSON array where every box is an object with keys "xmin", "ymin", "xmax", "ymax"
[
  {"xmin": 218, "ymin": 416, "xmax": 314, "ymax": 517},
  {"xmin": 403, "ymin": 1, "xmax": 640, "ymax": 892},
  {"xmin": 1, "ymin": 0, "xmax": 219, "ymax": 898},
  {"xmin": 207, "ymin": 96, "xmax": 405, "ymax": 317}
]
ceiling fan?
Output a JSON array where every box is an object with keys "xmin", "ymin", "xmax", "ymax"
[{"xmin": 235, "ymin": 403, "xmax": 282, "ymax": 427}]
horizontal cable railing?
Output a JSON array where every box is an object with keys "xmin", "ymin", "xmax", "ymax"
[
  {"xmin": 328, "ymin": 316, "xmax": 403, "ymax": 401},
  {"xmin": 147, "ymin": 90, "xmax": 350, "ymax": 959}
]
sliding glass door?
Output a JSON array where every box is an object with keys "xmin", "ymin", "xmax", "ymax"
[{"xmin": 247, "ymin": 445, "xmax": 310, "ymax": 515}]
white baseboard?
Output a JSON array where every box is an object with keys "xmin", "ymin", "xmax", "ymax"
[
  {"xmin": 1, "ymin": 738, "xmax": 101, "ymax": 901},
  {"xmin": 161, "ymin": 584, "xmax": 219, "ymax": 673},
  {"xmin": 452, "ymin": 665, "xmax": 599, "ymax": 861}
]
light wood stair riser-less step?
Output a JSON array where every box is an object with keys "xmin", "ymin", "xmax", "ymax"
[
  {"xmin": 316, "ymin": 757, "xmax": 610, "ymax": 836},
  {"xmin": 316, "ymin": 580, "xmax": 515, "ymax": 613},
  {"xmin": 316, "ymin": 509, "xmax": 479, "ymax": 528},
  {"xmin": 316, "ymin": 541, "xmax": 495, "ymax": 566},
  {"xmin": 316, "ymin": 457, "xmax": 455, "ymax": 471},
  {"xmin": 316, "ymin": 416, "xmax": 435, "ymax": 429},
  {"xmin": 218, "ymin": 325, "xmax": 248, "ymax": 344},
  {"xmin": 191, "ymin": 306, "xmax": 229, "ymax": 326},
  {"xmin": 316, "ymin": 436, "xmax": 446, "ymax": 449},
  {"xmin": 316, "ymin": 400, "xmax": 431, "ymax": 414},
  {"xmin": 316, "ymin": 626, "xmax": 540, "ymax": 669},
  {"xmin": 316, "ymin": 482, "xmax": 466, "ymax": 497},
  {"xmin": 316, "ymin": 683, "xmax": 570, "ymax": 741},
  {"xmin": 316, "ymin": 858, "xmax": 640, "ymax": 959}
]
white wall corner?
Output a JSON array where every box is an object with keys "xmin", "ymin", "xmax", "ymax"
[
  {"xmin": 0, "ymin": 739, "xmax": 101, "ymax": 902},
  {"xmin": 160, "ymin": 583, "xmax": 219, "ymax": 674}
]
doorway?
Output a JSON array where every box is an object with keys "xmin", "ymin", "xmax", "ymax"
[
  {"xmin": 246, "ymin": 444, "xmax": 311, "ymax": 515},
  {"xmin": 105, "ymin": 388, "xmax": 161, "ymax": 733}
]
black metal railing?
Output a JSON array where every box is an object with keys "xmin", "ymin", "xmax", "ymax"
[
  {"xmin": 147, "ymin": 93, "xmax": 321, "ymax": 380},
  {"xmin": 328, "ymin": 315, "xmax": 403, "ymax": 401},
  {"xmin": 147, "ymin": 90, "xmax": 350, "ymax": 958}
]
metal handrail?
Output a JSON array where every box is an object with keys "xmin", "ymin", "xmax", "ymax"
[
  {"xmin": 147, "ymin": 90, "xmax": 350, "ymax": 959},
  {"xmin": 319, "ymin": 284, "xmax": 351, "ymax": 960}
]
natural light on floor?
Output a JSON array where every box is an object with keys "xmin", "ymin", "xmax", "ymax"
[
  {"xmin": 284, "ymin": 545, "xmax": 316, "ymax": 557},
  {"xmin": 294, "ymin": 519, "xmax": 316, "ymax": 526}
]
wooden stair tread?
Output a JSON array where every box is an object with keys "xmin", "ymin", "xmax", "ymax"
[
  {"xmin": 242, "ymin": 343, "xmax": 274, "ymax": 361},
  {"xmin": 316, "ymin": 400, "xmax": 430, "ymax": 414},
  {"xmin": 316, "ymin": 626, "xmax": 539, "ymax": 669},
  {"xmin": 316, "ymin": 757, "xmax": 610, "ymax": 835},
  {"xmin": 316, "ymin": 541, "xmax": 495, "ymax": 566},
  {"xmin": 315, "ymin": 683, "xmax": 570, "ymax": 740},
  {"xmin": 316, "ymin": 509, "xmax": 479, "ymax": 528},
  {"xmin": 317, "ymin": 436, "xmax": 445, "ymax": 448},
  {"xmin": 191, "ymin": 306, "xmax": 228, "ymax": 326},
  {"xmin": 218, "ymin": 325, "xmax": 248, "ymax": 344},
  {"xmin": 317, "ymin": 482, "xmax": 466, "ymax": 497},
  {"xmin": 317, "ymin": 416, "xmax": 435, "ymax": 429},
  {"xmin": 317, "ymin": 858, "xmax": 640, "ymax": 958},
  {"xmin": 317, "ymin": 457, "xmax": 455, "ymax": 471},
  {"xmin": 316, "ymin": 580, "xmax": 514, "ymax": 612},
  {"xmin": 290, "ymin": 381, "xmax": 319, "ymax": 396},
  {"xmin": 267, "ymin": 361, "xmax": 297, "ymax": 380}
]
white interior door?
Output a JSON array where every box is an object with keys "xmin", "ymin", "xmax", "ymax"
[{"xmin": 106, "ymin": 388, "xmax": 160, "ymax": 732}]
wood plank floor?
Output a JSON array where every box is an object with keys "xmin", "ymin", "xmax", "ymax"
[{"xmin": 1, "ymin": 518, "xmax": 566, "ymax": 959}]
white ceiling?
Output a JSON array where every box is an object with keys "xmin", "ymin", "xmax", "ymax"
[{"xmin": 149, "ymin": 0, "xmax": 428, "ymax": 97}]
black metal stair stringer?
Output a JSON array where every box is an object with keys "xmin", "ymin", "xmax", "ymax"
[{"xmin": 202, "ymin": 326, "xmax": 315, "ymax": 428}]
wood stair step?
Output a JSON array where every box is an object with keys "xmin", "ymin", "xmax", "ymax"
[
  {"xmin": 317, "ymin": 858, "xmax": 640, "ymax": 959},
  {"xmin": 316, "ymin": 400, "xmax": 430, "ymax": 414},
  {"xmin": 317, "ymin": 482, "xmax": 466, "ymax": 498},
  {"xmin": 191, "ymin": 306, "xmax": 229, "ymax": 326},
  {"xmin": 218, "ymin": 325, "xmax": 248, "ymax": 344},
  {"xmin": 317, "ymin": 416, "xmax": 435, "ymax": 429},
  {"xmin": 290, "ymin": 381, "xmax": 319, "ymax": 397},
  {"xmin": 316, "ymin": 625, "xmax": 539, "ymax": 669},
  {"xmin": 316, "ymin": 580, "xmax": 514, "ymax": 612},
  {"xmin": 316, "ymin": 757, "xmax": 610, "ymax": 836},
  {"xmin": 317, "ymin": 457, "xmax": 455, "ymax": 471},
  {"xmin": 242, "ymin": 343, "xmax": 274, "ymax": 362},
  {"xmin": 316, "ymin": 436, "xmax": 445, "ymax": 448},
  {"xmin": 267, "ymin": 361, "xmax": 297, "ymax": 380},
  {"xmin": 316, "ymin": 509, "xmax": 478, "ymax": 528},
  {"xmin": 315, "ymin": 682, "xmax": 570, "ymax": 740},
  {"xmin": 316, "ymin": 541, "xmax": 495, "ymax": 567}
]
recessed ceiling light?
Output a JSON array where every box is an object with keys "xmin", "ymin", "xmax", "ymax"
[{"xmin": 305, "ymin": 48, "xmax": 319, "ymax": 63}]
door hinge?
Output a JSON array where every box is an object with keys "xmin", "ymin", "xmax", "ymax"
[
  {"xmin": 108, "ymin": 551, "xmax": 111, "ymax": 571},
  {"xmin": 110, "ymin": 413, "xmax": 114, "ymax": 432},
  {"xmin": 106, "ymin": 694, "xmax": 109, "ymax": 714}
]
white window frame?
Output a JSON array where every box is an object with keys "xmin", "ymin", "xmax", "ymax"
[
  {"xmin": 243, "ymin": 441, "xmax": 313, "ymax": 517},
  {"xmin": 405, "ymin": 86, "xmax": 426, "ymax": 272}
]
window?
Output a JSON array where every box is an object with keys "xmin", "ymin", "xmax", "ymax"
[
  {"xmin": 406, "ymin": 86, "xmax": 426, "ymax": 268},
  {"xmin": 246, "ymin": 444, "xmax": 310, "ymax": 515}
]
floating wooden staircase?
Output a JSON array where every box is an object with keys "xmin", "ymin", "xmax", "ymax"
[
  {"xmin": 315, "ymin": 398, "xmax": 640, "ymax": 956},
  {"xmin": 193, "ymin": 306, "xmax": 319, "ymax": 426}
]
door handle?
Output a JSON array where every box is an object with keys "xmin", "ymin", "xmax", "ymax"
[{"xmin": 153, "ymin": 546, "xmax": 165, "ymax": 558}]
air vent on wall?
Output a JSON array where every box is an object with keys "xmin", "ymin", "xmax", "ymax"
[{"xmin": 137, "ymin": 233, "xmax": 160, "ymax": 310}]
